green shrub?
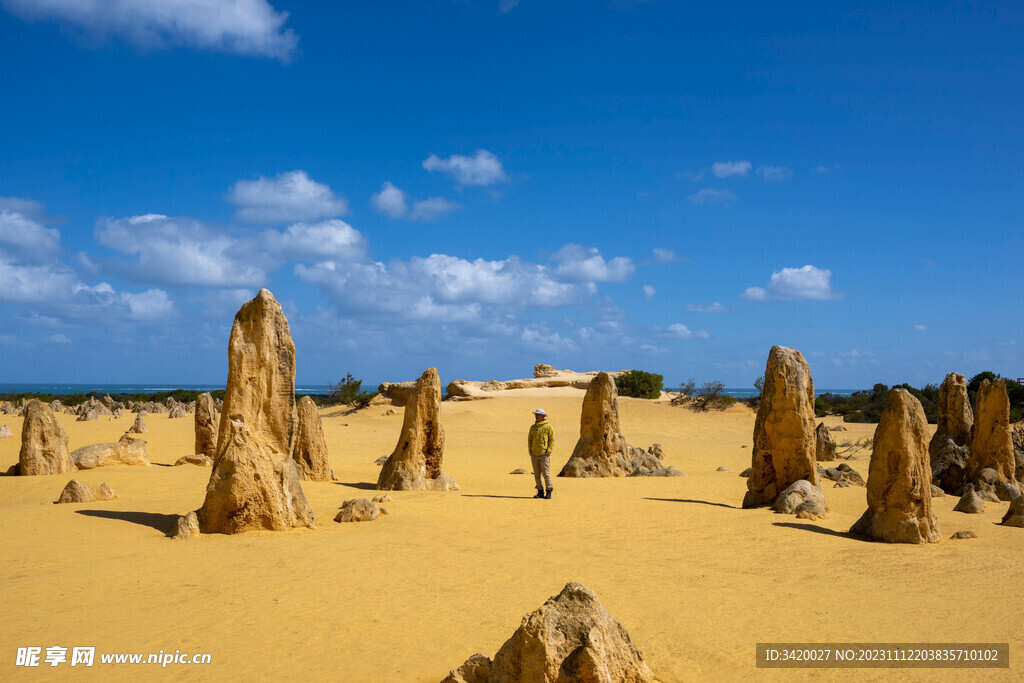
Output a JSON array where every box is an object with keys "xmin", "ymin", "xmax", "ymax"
[
  {"xmin": 614, "ymin": 370, "xmax": 664, "ymax": 399},
  {"xmin": 329, "ymin": 373, "xmax": 378, "ymax": 407}
]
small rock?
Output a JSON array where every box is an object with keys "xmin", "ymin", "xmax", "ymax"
[
  {"xmin": 830, "ymin": 425, "xmax": 847, "ymax": 431},
  {"xmin": 334, "ymin": 498, "xmax": 381, "ymax": 523},
  {"xmin": 716, "ymin": 466, "xmax": 728, "ymax": 472},
  {"xmin": 951, "ymin": 530, "xmax": 977, "ymax": 540},
  {"xmin": 509, "ymin": 468, "xmax": 528, "ymax": 474},
  {"xmin": 773, "ymin": 479, "xmax": 827, "ymax": 519},
  {"xmin": 382, "ymin": 408, "xmax": 397, "ymax": 416},
  {"xmin": 0, "ymin": 424, "xmax": 12, "ymax": 439},
  {"xmin": 648, "ymin": 466, "xmax": 686, "ymax": 477},
  {"xmin": 648, "ymin": 443, "xmax": 665, "ymax": 460},
  {"xmin": 930, "ymin": 485, "xmax": 945, "ymax": 498},
  {"xmin": 996, "ymin": 482, "xmax": 1021, "ymax": 502},
  {"xmin": 834, "ymin": 480, "xmax": 851, "ymax": 488},
  {"xmin": 373, "ymin": 454, "xmax": 389, "ymax": 466},
  {"xmin": 953, "ymin": 485, "xmax": 985, "ymax": 514},
  {"xmin": 172, "ymin": 511, "xmax": 200, "ymax": 539},
  {"xmin": 371, "ymin": 495, "xmax": 392, "ymax": 503},
  {"xmin": 54, "ymin": 480, "xmax": 117, "ymax": 504},
  {"xmin": 739, "ymin": 467, "xmax": 751, "ymax": 477},
  {"xmin": 174, "ymin": 454, "xmax": 214, "ymax": 467}
]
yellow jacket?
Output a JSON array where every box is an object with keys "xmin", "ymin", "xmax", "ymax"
[{"xmin": 528, "ymin": 419, "xmax": 555, "ymax": 456}]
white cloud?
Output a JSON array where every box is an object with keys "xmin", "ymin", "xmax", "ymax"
[
  {"xmin": 409, "ymin": 197, "xmax": 461, "ymax": 221},
  {"xmin": 741, "ymin": 265, "xmax": 840, "ymax": 301},
  {"xmin": 642, "ymin": 285, "xmax": 656, "ymax": 300},
  {"xmin": 96, "ymin": 215, "xmax": 265, "ymax": 287},
  {"xmin": 0, "ymin": 258, "xmax": 77, "ymax": 302},
  {"xmin": 121, "ymin": 288, "xmax": 175, "ymax": 321},
  {"xmin": 0, "ymin": 208, "xmax": 61, "ymax": 261},
  {"xmin": 499, "ymin": 0, "xmax": 519, "ymax": 12},
  {"xmin": 1, "ymin": 0, "xmax": 298, "ymax": 60},
  {"xmin": 688, "ymin": 188, "xmax": 736, "ymax": 206},
  {"xmin": 757, "ymin": 165, "xmax": 793, "ymax": 182},
  {"xmin": 0, "ymin": 196, "xmax": 49, "ymax": 221},
  {"xmin": 652, "ymin": 247, "xmax": 685, "ymax": 264},
  {"xmin": 914, "ymin": 324, "xmax": 927, "ymax": 332},
  {"xmin": 423, "ymin": 150, "xmax": 508, "ymax": 186},
  {"xmin": 711, "ymin": 160, "xmax": 751, "ymax": 178},
  {"xmin": 371, "ymin": 182, "xmax": 408, "ymax": 218},
  {"xmin": 685, "ymin": 302, "xmax": 727, "ymax": 313},
  {"xmin": 47, "ymin": 334, "xmax": 71, "ymax": 344},
  {"xmin": 227, "ymin": 170, "xmax": 348, "ymax": 224},
  {"xmin": 263, "ymin": 220, "xmax": 367, "ymax": 261},
  {"xmin": 666, "ymin": 323, "xmax": 710, "ymax": 340},
  {"xmin": 551, "ymin": 244, "xmax": 634, "ymax": 282}
]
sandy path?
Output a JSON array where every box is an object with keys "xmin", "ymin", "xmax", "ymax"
[{"xmin": 1, "ymin": 391, "xmax": 1020, "ymax": 681}]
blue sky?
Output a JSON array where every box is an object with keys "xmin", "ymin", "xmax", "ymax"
[{"xmin": 0, "ymin": 0, "xmax": 1021, "ymax": 389}]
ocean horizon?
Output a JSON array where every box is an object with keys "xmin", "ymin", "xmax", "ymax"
[{"xmin": 0, "ymin": 382, "xmax": 862, "ymax": 398}]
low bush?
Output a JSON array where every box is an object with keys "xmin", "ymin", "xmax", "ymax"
[{"xmin": 614, "ymin": 370, "xmax": 664, "ymax": 399}]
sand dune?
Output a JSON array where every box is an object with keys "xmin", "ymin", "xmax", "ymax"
[{"xmin": 2, "ymin": 388, "xmax": 1021, "ymax": 680}]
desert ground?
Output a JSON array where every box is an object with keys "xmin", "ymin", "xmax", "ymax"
[{"xmin": 1, "ymin": 387, "xmax": 1021, "ymax": 681}]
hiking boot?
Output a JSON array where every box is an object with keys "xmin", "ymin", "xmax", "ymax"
[
  {"xmin": 544, "ymin": 488, "xmax": 553, "ymax": 499},
  {"xmin": 534, "ymin": 489, "xmax": 545, "ymax": 499}
]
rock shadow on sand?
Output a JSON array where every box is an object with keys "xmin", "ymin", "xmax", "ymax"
[
  {"xmin": 335, "ymin": 481, "xmax": 379, "ymax": 491},
  {"xmin": 643, "ymin": 497, "xmax": 737, "ymax": 510},
  {"xmin": 75, "ymin": 509, "xmax": 180, "ymax": 535},
  {"xmin": 772, "ymin": 521, "xmax": 872, "ymax": 542}
]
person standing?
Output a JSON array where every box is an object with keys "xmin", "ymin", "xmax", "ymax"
[{"xmin": 528, "ymin": 408, "xmax": 555, "ymax": 499}]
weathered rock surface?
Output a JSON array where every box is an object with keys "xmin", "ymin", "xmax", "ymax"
[
  {"xmin": 815, "ymin": 423, "xmax": 837, "ymax": 461},
  {"xmin": 743, "ymin": 346, "xmax": 819, "ymax": 508},
  {"xmin": 928, "ymin": 373, "xmax": 973, "ymax": 479},
  {"xmin": 772, "ymin": 479, "xmax": 828, "ymax": 519},
  {"xmin": 534, "ymin": 363, "xmax": 558, "ymax": 377},
  {"xmin": 127, "ymin": 413, "xmax": 147, "ymax": 434},
  {"xmin": 333, "ymin": 498, "xmax": 382, "ymax": 522},
  {"xmin": 174, "ymin": 454, "xmax": 213, "ymax": 467},
  {"xmin": 931, "ymin": 439, "xmax": 970, "ymax": 494},
  {"xmin": 195, "ymin": 289, "xmax": 314, "ymax": 534},
  {"xmin": 377, "ymin": 380, "xmax": 416, "ymax": 407},
  {"xmin": 172, "ymin": 511, "xmax": 200, "ymax": 539},
  {"xmin": 168, "ymin": 405, "xmax": 188, "ymax": 419},
  {"xmin": 444, "ymin": 368, "xmax": 626, "ymax": 399},
  {"xmin": 488, "ymin": 582, "xmax": 653, "ymax": 682},
  {"xmin": 447, "ymin": 582, "xmax": 653, "ymax": 682},
  {"xmin": 72, "ymin": 434, "xmax": 150, "ymax": 469},
  {"xmin": 0, "ymin": 424, "xmax": 12, "ymax": 439},
  {"xmin": 0, "ymin": 401, "xmax": 15, "ymax": 415},
  {"xmin": 1002, "ymin": 497, "xmax": 1024, "ymax": 527},
  {"xmin": 930, "ymin": 485, "xmax": 945, "ymax": 498},
  {"xmin": 953, "ymin": 484, "xmax": 985, "ymax": 514},
  {"xmin": 134, "ymin": 401, "xmax": 169, "ymax": 414},
  {"xmin": 1013, "ymin": 422, "xmax": 1024, "ymax": 481},
  {"xmin": 55, "ymin": 480, "xmax": 117, "ymax": 504},
  {"xmin": 194, "ymin": 392, "xmax": 218, "ymax": 458},
  {"xmin": 952, "ymin": 530, "xmax": 978, "ymax": 540},
  {"xmin": 969, "ymin": 379, "xmax": 1017, "ymax": 485},
  {"xmin": 18, "ymin": 399, "xmax": 73, "ymax": 476},
  {"xmin": 293, "ymin": 395, "xmax": 333, "ymax": 481},
  {"xmin": 442, "ymin": 653, "xmax": 493, "ymax": 683},
  {"xmin": 560, "ymin": 372, "xmax": 649, "ymax": 478},
  {"xmin": 377, "ymin": 368, "xmax": 458, "ymax": 491},
  {"xmin": 850, "ymin": 388, "xmax": 941, "ymax": 543}
]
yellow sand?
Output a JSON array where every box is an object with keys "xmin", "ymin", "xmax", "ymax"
[{"xmin": 1, "ymin": 390, "xmax": 1021, "ymax": 682}]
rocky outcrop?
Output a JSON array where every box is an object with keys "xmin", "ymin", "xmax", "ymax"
[
  {"xmin": 72, "ymin": 434, "xmax": 150, "ymax": 469},
  {"xmin": 377, "ymin": 368, "xmax": 458, "ymax": 491},
  {"xmin": 134, "ymin": 401, "xmax": 169, "ymax": 414},
  {"xmin": 293, "ymin": 396, "xmax": 333, "ymax": 481},
  {"xmin": 534, "ymin": 363, "xmax": 558, "ymax": 378},
  {"xmin": 18, "ymin": 399, "xmax": 73, "ymax": 476},
  {"xmin": 195, "ymin": 289, "xmax": 314, "ymax": 534},
  {"xmin": 128, "ymin": 413, "xmax": 147, "ymax": 434},
  {"xmin": 55, "ymin": 480, "xmax": 117, "ymax": 504},
  {"xmin": 377, "ymin": 381, "xmax": 416, "ymax": 407},
  {"xmin": 559, "ymin": 372, "xmax": 636, "ymax": 478},
  {"xmin": 1002, "ymin": 497, "xmax": 1024, "ymax": 527},
  {"xmin": 743, "ymin": 346, "xmax": 819, "ymax": 508},
  {"xmin": 0, "ymin": 401, "xmax": 15, "ymax": 415},
  {"xmin": 0, "ymin": 424, "xmax": 12, "ymax": 439},
  {"xmin": 850, "ymin": 388, "xmax": 941, "ymax": 543},
  {"xmin": 815, "ymin": 422, "xmax": 837, "ymax": 461},
  {"xmin": 172, "ymin": 511, "xmax": 200, "ymax": 539},
  {"xmin": 445, "ymin": 582, "xmax": 653, "ymax": 683},
  {"xmin": 194, "ymin": 392, "xmax": 217, "ymax": 458},
  {"xmin": 168, "ymin": 406, "xmax": 188, "ymax": 419},
  {"xmin": 969, "ymin": 379, "xmax": 1017, "ymax": 485},
  {"xmin": 928, "ymin": 373, "xmax": 973, "ymax": 492},
  {"xmin": 333, "ymin": 498, "xmax": 384, "ymax": 522},
  {"xmin": 444, "ymin": 368, "xmax": 626, "ymax": 399}
]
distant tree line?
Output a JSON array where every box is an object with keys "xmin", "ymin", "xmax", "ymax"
[{"xmin": 813, "ymin": 371, "xmax": 1023, "ymax": 424}]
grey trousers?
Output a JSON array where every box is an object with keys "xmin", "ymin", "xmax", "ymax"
[{"xmin": 531, "ymin": 454, "xmax": 553, "ymax": 490}]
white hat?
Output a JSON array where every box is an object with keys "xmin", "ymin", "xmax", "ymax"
[{"xmin": 534, "ymin": 408, "xmax": 546, "ymax": 415}]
